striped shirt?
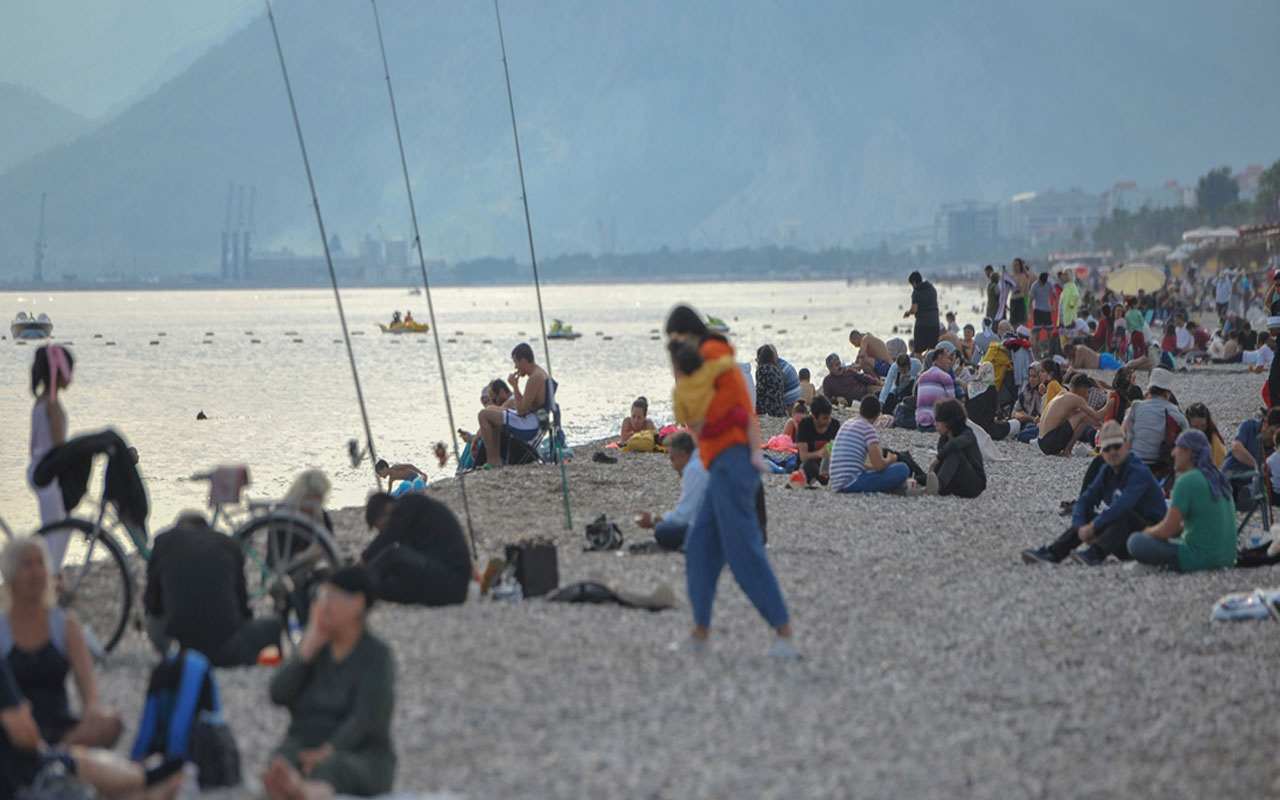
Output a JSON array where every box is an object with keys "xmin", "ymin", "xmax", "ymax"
[
  {"xmin": 830, "ymin": 416, "xmax": 878, "ymax": 491},
  {"xmin": 914, "ymin": 366, "xmax": 955, "ymax": 427}
]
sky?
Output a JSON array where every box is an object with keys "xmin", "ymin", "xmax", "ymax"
[{"xmin": 0, "ymin": 0, "xmax": 259, "ymax": 118}]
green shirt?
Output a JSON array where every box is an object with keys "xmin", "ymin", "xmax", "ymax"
[
  {"xmin": 1124, "ymin": 308, "xmax": 1146, "ymax": 334},
  {"xmin": 269, "ymin": 630, "xmax": 397, "ymax": 776},
  {"xmin": 1171, "ymin": 468, "xmax": 1237, "ymax": 573}
]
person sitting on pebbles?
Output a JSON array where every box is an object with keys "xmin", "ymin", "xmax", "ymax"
[
  {"xmin": 849, "ymin": 330, "xmax": 894, "ymax": 377},
  {"xmin": 1036, "ymin": 373, "xmax": 1105, "ymax": 457},
  {"xmin": 1022, "ymin": 421, "xmax": 1167, "ymax": 565},
  {"xmin": 1125, "ymin": 429, "xmax": 1238, "ymax": 573},
  {"xmin": 917, "ymin": 399, "xmax": 986, "ymax": 497},
  {"xmin": 828, "ymin": 396, "xmax": 908, "ymax": 494},
  {"xmin": 634, "ymin": 431, "xmax": 708, "ymax": 550},
  {"xmin": 264, "ymin": 566, "xmax": 395, "ymax": 800}
]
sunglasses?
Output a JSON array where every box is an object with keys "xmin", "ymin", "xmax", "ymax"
[{"xmin": 1101, "ymin": 443, "xmax": 1124, "ymax": 453}]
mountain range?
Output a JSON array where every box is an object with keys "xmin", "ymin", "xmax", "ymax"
[{"xmin": 0, "ymin": 0, "xmax": 1277, "ymax": 279}]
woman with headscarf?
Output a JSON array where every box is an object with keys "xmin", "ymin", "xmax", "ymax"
[
  {"xmin": 1126, "ymin": 429, "xmax": 1237, "ymax": 572},
  {"xmin": 665, "ymin": 305, "xmax": 797, "ymax": 659}
]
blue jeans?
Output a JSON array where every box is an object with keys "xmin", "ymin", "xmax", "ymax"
[
  {"xmin": 653, "ymin": 519, "xmax": 688, "ymax": 550},
  {"xmin": 838, "ymin": 463, "xmax": 910, "ymax": 494},
  {"xmin": 685, "ymin": 446, "xmax": 790, "ymax": 629},
  {"xmin": 1126, "ymin": 533, "xmax": 1181, "ymax": 571}
]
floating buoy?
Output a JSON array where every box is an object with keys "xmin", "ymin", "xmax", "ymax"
[
  {"xmin": 595, "ymin": 331, "xmax": 603, "ymax": 336},
  {"xmin": 454, "ymin": 331, "xmax": 464, "ymax": 336},
  {"xmin": 149, "ymin": 340, "xmax": 159, "ymax": 345},
  {"xmin": 245, "ymin": 331, "xmax": 253, "ymax": 335},
  {"xmin": 482, "ymin": 339, "xmax": 493, "ymax": 344},
  {"xmin": 777, "ymin": 329, "xmax": 788, "ymax": 334},
  {"xmin": 763, "ymin": 324, "xmax": 772, "ymax": 329},
  {"xmin": 390, "ymin": 339, "xmax": 400, "ymax": 344},
  {"xmin": 284, "ymin": 330, "xmax": 298, "ymax": 336},
  {"xmin": 447, "ymin": 338, "xmax": 457, "ymax": 343},
  {"xmin": 250, "ymin": 339, "xmax": 261, "ymax": 344},
  {"xmin": 105, "ymin": 342, "xmax": 116, "ymax": 346},
  {"xmin": 202, "ymin": 340, "xmax": 212, "ymax": 344},
  {"xmin": 204, "ymin": 331, "xmax": 214, "ymax": 336},
  {"xmin": 93, "ymin": 334, "xmax": 102, "ymax": 339},
  {"xmin": 158, "ymin": 332, "xmax": 167, "ymax": 337},
  {"xmin": 649, "ymin": 335, "xmax": 660, "ymax": 341},
  {"xmin": 15, "ymin": 340, "xmax": 27, "ymax": 346},
  {"xmin": 335, "ymin": 339, "xmax": 343, "ymax": 343},
  {"xmin": 352, "ymin": 331, "xmax": 364, "ymax": 336},
  {"xmin": 603, "ymin": 336, "xmax": 613, "ymax": 341}
]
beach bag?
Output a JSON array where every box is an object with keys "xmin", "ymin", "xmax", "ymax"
[
  {"xmin": 893, "ymin": 397, "xmax": 917, "ymax": 430},
  {"xmin": 504, "ymin": 538, "xmax": 558, "ymax": 597},
  {"xmin": 622, "ymin": 430, "xmax": 662, "ymax": 452},
  {"xmin": 584, "ymin": 514, "xmax": 624, "ymax": 551},
  {"xmin": 131, "ymin": 650, "xmax": 241, "ymax": 789}
]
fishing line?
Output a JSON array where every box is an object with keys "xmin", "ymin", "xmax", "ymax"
[
  {"xmin": 263, "ymin": 0, "xmax": 382, "ymax": 490},
  {"xmin": 493, "ymin": 0, "xmax": 573, "ymax": 530},
  {"xmin": 369, "ymin": 0, "xmax": 478, "ymax": 557}
]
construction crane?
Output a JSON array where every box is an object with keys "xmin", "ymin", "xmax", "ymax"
[
  {"xmin": 230, "ymin": 185, "xmax": 244, "ymax": 281},
  {"xmin": 220, "ymin": 183, "xmax": 233, "ymax": 281},
  {"xmin": 33, "ymin": 193, "xmax": 47, "ymax": 283},
  {"xmin": 242, "ymin": 186, "xmax": 255, "ymax": 282}
]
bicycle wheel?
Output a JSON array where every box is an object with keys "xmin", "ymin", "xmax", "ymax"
[
  {"xmin": 235, "ymin": 511, "xmax": 342, "ymax": 633},
  {"xmin": 35, "ymin": 518, "xmax": 135, "ymax": 653}
]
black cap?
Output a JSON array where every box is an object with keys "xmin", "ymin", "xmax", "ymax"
[{"xmin": 327, "ymin": 565, "xmax": 378, "ymax": 610}]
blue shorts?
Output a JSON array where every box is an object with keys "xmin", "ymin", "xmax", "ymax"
[
  {"xmin": 1098, "ymin": 353, "xmax": 1122, "ymax": 370},
  {"xmin": 874, "ymin": 359, "xmax": 891, "ymax": 377}
]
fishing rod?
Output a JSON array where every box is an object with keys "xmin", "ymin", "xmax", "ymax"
[
  {"xmin": 262, "ymin": 0, "xmax": 382, "ymax": 490},
  {"xmin": 369, "ymin": 0, "xmax": 478, "ymax": 558},
  {"xmin": 492, "ymin": 0, "xmax": 573, "ymax": 530}
]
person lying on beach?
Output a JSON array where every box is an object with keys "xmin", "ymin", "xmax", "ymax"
[
  {"xmin": 1124, "ymin": 343, "xmax": 1166, "ymax": 372},
  {"xmin": 1123, "ymin": 368, "xmax": 1187, "ymax": 468},
  {"xmin": 1, "ymin": 649, "xmax": 185, "ymax": 800},
  {"xmin": 477, "ymin": 343, "xmax": 548, "ymax": 470},
  {"xmin": 265, "ymin": 566, "xmax": 395, "ymax": 799},
  {"xmin": 1126, "ymin": 430, "xmax": 1238, "ymax": 573},
  {"xmin": 144, "ymin": 513, "xmax": 284, "ymax": 667},
  {"xmin": 1022, "ymin": 422, "xmax": 1166, "ymax": 565},
  {"xmin": 359, "ymin": 494, "xmax": 470, "ymax": 607},
  {"xmin": 919, "ymin": 399, "xmax": 986, "ymax": 497},
  {"xmin": 1065, "ymin": 343, "xmax": 1123, "ymax": 371},
  {"xmin": 821, "ymin": 353, "xmax": 881, "ymax": 406},
  {"xmin": 829, "ymin": 396, "xmax": 908, "ymax": 494},
  {"xmin": 1036, "ymin": 373, "xmax": 1105, "ymax": 456},
  {"xmin": 0, "ymin": 537, "xmax": 123, "ymax": 748},
  {"xmin": 797, "ymin": 396, "xmax": 840, "ymax": 484},
  {"xmin": 620, "ymin": 396, "xmax": 657, "ymax": 444},
  {"xmin": 850, "ymin": 330, "xmax": 893, "ymax": 377},
  {"xmin": 634, "ymin": 431, "xmax": 708, "ymax": 550}
]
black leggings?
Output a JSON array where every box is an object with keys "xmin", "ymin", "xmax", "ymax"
[{"xmin": 369, "ymin": 547, "xmax": 469, "ymax": 606}]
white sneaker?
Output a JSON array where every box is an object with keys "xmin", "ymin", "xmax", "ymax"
[
  {"xmin": 925, "ymin": 472, "xmax": 940, "ymax": 495},
  {"xmin": 766, "ymin": 637, "xmax": 802, "ymax": 660},
  {"xmin": 669, "ymin": 637, "xmax": 709, "ymax": 655}
]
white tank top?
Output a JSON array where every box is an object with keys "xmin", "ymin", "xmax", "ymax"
[{"xmin": 30, "ymin": 400, "xmax": 63, "ymax": 467}]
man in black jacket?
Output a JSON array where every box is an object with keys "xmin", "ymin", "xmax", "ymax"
[{"xmin": 144, "ymin": 514, "xmax": 283, "ymax": 666}]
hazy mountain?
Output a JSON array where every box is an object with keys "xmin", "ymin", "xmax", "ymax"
[
  {"xmin": 0, "ymin": 0, "xmax": 1277, "ymax": 278},
  {"xmin": 0, "ymin": 83, "xmax": 90, "ymax": 176}
]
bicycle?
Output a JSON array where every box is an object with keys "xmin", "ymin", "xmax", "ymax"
[{"xmin": 1, "ymin": 459, "xmax": 343, "ymax": 655}]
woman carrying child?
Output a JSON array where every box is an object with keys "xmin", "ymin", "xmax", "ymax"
[{"xmin": 665, "ymin": 305, "xmax": 798, "ymax": 659}]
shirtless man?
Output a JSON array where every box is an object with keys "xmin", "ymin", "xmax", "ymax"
[
  {"xmin": 849, "ymin": 330, "xmax": 893, "ymax": 376},
  {"xmin": 375, "ymin": 459, "xmax": 425, "ymax": 489},
  {"xmin": 1036, "ymin": 373, "xmax": 1105, "ymax": 456},
  {"xmin": 477, "ymin": 343, "xmax": 548, "ymax": 469}
]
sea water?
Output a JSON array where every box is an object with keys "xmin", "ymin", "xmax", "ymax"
[{"xmin": 0, "ymin": 279, "xmax": 979, "ymax": 533}]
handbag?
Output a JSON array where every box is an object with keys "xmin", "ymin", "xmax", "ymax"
[
  {"xmin": 188, "ymin": 712, "xmax": 241, "ymax": 789},
  {"xmin": 504, "ymin": 538, "xmax": 558, "ymax": 597}
]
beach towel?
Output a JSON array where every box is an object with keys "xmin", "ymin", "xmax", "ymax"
[
  {"xmin": 764, "ymin": 434, "xmax": 798, "ymax": 452},
  {"xmin": 996, "ymin": 269, "xmax": 1016, "ymax": 322},
  {"xmin": 966, "ymin": 420, "xmax": 1010, "ymax": 463}
]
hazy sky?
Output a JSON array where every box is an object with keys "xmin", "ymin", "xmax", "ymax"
[{"xmin": 0, "ymin": 0, "xmax": 258, "ymax": 118}]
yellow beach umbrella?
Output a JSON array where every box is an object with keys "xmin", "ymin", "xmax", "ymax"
[{"xmin": 1107, "ymin": 262, "xmax": 1165, "ymax": 296}]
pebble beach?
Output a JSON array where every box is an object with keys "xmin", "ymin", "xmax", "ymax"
[{"xmin": 90, "ymin": 365, "xmax": 1280, "ymax": 799}]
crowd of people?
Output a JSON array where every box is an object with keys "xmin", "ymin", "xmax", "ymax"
[{"xmin": 7, "ymin": 251, "xmax": 1280, "ymax": 797}]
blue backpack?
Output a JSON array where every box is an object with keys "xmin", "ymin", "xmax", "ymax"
[{"xmin": 131, "ymin": 650, "xmax": 240, "ymax": 788}]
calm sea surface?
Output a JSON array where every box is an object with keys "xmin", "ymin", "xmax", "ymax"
[{"xmin": 0, "ymin": 280, "xmax": 979, "ymax": 533}]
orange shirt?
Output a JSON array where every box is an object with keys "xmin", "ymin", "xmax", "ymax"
[{"xmin": 699, "ymin": 338, "xmax": 753, "ymax": 467}]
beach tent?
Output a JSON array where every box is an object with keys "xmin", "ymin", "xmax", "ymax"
[
  {"xmin": 1210, "ymin": 226, "xmax": 1240, "ymax": 241},
  {"xmin": 1182, "ymin": 226, "xmax": 1216, "ymax": 243}
]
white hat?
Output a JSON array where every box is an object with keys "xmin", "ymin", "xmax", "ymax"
[{"xmin": 1148, "ymin": 368, "xmax": 1175, "ymax": 392}]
